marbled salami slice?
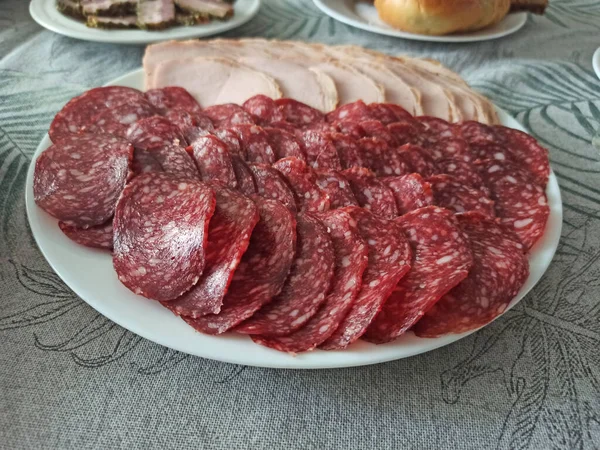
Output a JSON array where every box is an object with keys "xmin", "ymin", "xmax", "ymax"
[
  {"xmin": 163, "ymin": 185, "xmax": 259, "ymax": 317},
  {"xmin": 381, "ymin": 173, "xmax": 434, "ymax": 215},
  {"xmin": 426, "ymin": 138, "xmax": 471, "ymax": 162},
  {"xmin": 315, "ymin": 170, "xmax": 358, "ymax": 209},
  {"xmin": 203, "ymin": 104, "xmax": 255, "ymax": 128},
  {"xmin": 231, "ymin": 155, "xmax": 256, "ymax": 196},
  {"xmin": 387, "ymin": 122, "xmax": 425, "ymax": 147},
  {"xmin": 213, "ymin": 129, "xmax": 243, "ymax": 158},
  {"xmin": 428, "ymin": 174, "xmax": 495, "ymax": 216},
  {"xmin": 133, "ymin": 144, "xmax": 199, "ymax": 179},
  {"xmin": 144, "ymin": 86, "xmax": 202, "ymax": 114},
  {"xmin": 369, "ymin": 103, "xmax": 413, "ymax": 125},
  {"xmin": 298, "ymin": 130, "xmax": 342, "ymax": 170},
  {"xmin": 275, "ymin": 98, "xmax": 324, "ymax": 127},
  {"xmin": 455, "ymin": 121, "xmax": 496, "ymax": 144},
  {"xmin": 253, "ymin": 209, "xmax": 368, "ymax": 353},
  {"xmin": 397, "ymin": 144, "xmax": 437, "ymax": 177},
  {"xmin": 85, "ymin": 97, "xmax": 156, "ymax": 138},
  {"xmin": 126, "ymin": 116, "xmax": 186, "ymax": 150},
  {"xmin": 264, "ymin": 127, "xmax": 306, "ymax": 161},
  {"xmin": 334, "ymin": 120, "xmax": 365, "ymax": 140},
  {"xmin": 320, "ymin": 207, "xmax": 412, "ymax": 350},
  {"xmin": 184, "ymin": 197, "xmax": 296, "ymax": 334},
  {"xmin": 113, "ymin": 173, "xmax": 216, "ymax": 301},
  {"xmin": 359, "ymin": 137, "xmax": 410, "ymax": 177},
  {"xmin": 436, "ymin": 158, "xmax": 490, "ymax": 195},
  {"xmin": 413, "ymin": 212, "xmax": 529, "ymax": 337},
  {"xmin": 243, "ymin": 95, "xmax": 285, "ymax": 125},
  {"xmin": 363, "ymin": 206, "xmax": 473, "ymax": 344},
  {"xmin": 359, "ymin": 120, "xmax": 396, "ymax": 146},
  {"xmin": 187, "ymin": 135, "xmax": 236, "ymax": 187},
  {"xmin": 228, "ymin": 125, "xmax": 276, "ymax": 164},
  {"xmin": 59, "ymin": 220, "xmax": 114, "ymax": 250},
  {"xmin": 273, "ymin": 157, "xmax": 330, "ymax": 213},
  {"xmin": 330, "ymin": 133, "xmax": 366, "ymax": 169},
  {"xmin": 467, "ymin": 141, "xmax": 515, "ymax": 163},
  {"xmin": 342, "ymin": 167, "xmax": 398, "ymax": 219},
  {"xmin": 418, "ymin": 116, "xmax": 454, "ymax": 140},
  {"xmin": 326, "ymin": 100, "xmax": 372, "ymax": 123},
  {"xmin": 249, "ymin": 163, "xmax": 297, "ymax": 213},
  {"xmin": 34, "ymin": 134, "xmax": 133, "ymax": 227},
  {"xmin": 236, "ymin": 213, "xmax": 335, "ymax": 336},
  {"xmin": 165, "ymin": 108, "xmax": 214, "ymax": 143}
]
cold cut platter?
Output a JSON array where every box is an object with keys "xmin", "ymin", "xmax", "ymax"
[{"xmin": 25, "ymin": 44, "xmax": 562, "ymax": 369}]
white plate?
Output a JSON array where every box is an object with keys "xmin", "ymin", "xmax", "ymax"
[
  {"xmin": 25, "ymin": 69, "xmax": 562, "ymax": 369},
  {"xmin": 313, "ymin": 0, "xmax": 527, "ymax": 43},
  {"xmin": 593, "ymin": 47, "xmax": 600, "ymax": 80},
  {"xmin": 29, "ymin": 0, "xmax": 261, "ymax": 44}
]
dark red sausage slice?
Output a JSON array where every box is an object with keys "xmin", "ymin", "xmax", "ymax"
[
  {"xmin": 163, "ymin": 185, "xmax": 259, "ymax": 317},
  {"xmin": 341, "ymin": 167, "xmax": 398, "ymax": 219},
  {"xmin": 203, "ymin": 104, "xmax": 255, "ymax": 128},
  {"xmin": 33, "ymin": 134, "xmax": 133, "ymax": 228},
  {"xmin": 212, "ymin": 128, "xmax": 243, "ymax": 158},
  {"xmin": 425, "ymin": 138, "xmax": 471, "ymax": 162},
  {"xmin": 381, "ymin": 173, "xmax": 434, "ymax": 215},
  {"xmin": 253, "ymin": 209, "xmax": 368, "ymax": 353},
  {"xmin": 84, "ymin": 97, "xmax": 156, "ymax": 138},
  {"xmin": 227, "ymin": 125, "xmax": 276, "ymax": 164},
  {"xmin": 334, "ymin": 120, "xmax": 365, "ymax": 140},
  {"xmin": 184, "ymin": 197, "xmax": 296, "ymax": 334},
  {"xmin": 396, "ymin": 144, "xmax": 437, "ymax": 177},
  {"xmin": 436, "ymin": 158, "xmax": 490, "ymax": 196},
  {"xmin": 231, "ymin": 155, "xmax": 257, "ymax": 196},
  {"xmin": 236, "ymin": 213, "xmax": 335, "ymax": 336},
  {"xmin": 273, "ymin": 157, "xmax": 330, "ymax": 213},
  {"xmin": 187, "ymin": 135, "xmax": 236, "ymax": 187},
  {"xmin": 413, "ymin": 212, "xmax": 529, "ymax": 337},
  {"xmin": 164, "ymin": 108, "xmax": 214, "ymax": 144},
  {"xmin": 243, "ymin": 95, "xmax": 285, "ymax": 125},
  {"xmin": 369, "ymin": 103, "xmax": 413, "ymax": 125},
  {"xmin": 275, "ymin": 98, "xmax": 324, "ymax": 127},
  {"xmin": 126, "ymin": 116, "xmax": 186, "ymax": 150},
  {"xmin": 428, "ymin": 174, "xmax": 495, "ymax": 216},
  {"xmin": 315, "ymin": 170, "xmax": 359, "ymax": 209},
  {"xmin": 359, "ymin": 120, "xmax": 396, "ymax": 146},
  {"xmin": 455, "ymin": 121, "xmax": 496, "ymax": 144},
  {"xmin": 113, "ymin": 173, "xmax": 216, "ymax": 301},
  {"xmin": 249, "ymin": 163, "xmax": 297, "ymax": 213},
  {"xmin": 59, "ymin": 220, "xmax": 114, "ymax": 250},
  {"xmin": 329, "ymin": 133, "xmax": 366, "ymax": 169},
  {"xmin": 263, "ymin": 127, "xmax": 306, "ymax": 161},
  {"xmin": 133, "ymin": 144, "xmax": 199, "ymax": 179},
  {"xmin": 363, "ymin": 206, "xmax": 473, "ymax": 344},
  {"xmin": 467, "ymin": 141, "xmax": 515, "ymax": 163},
  {"xmin": 326, "ymin": 100, "xmax": 372, "ymax": 123},
  {"xmin": 359, "ymin": 137, "xmax": 410, "ymax": 177},
  {"xmin": 320, "ymin": 207, "xmax": 412, "ymax": 350},
  {"xmin": 418, "ymin": 116, "xmax": 454, "ymax": 140},
  {"xmin": 298, "ymin": 130, "xmax": 342, "ymax": 170},
  {"xmin": 144, "ymin": 87, "xmax": 202, "ymax": 114},
  {"xmin": 387, "ymin": 122, "xmax": 425, "ymax": 147}
]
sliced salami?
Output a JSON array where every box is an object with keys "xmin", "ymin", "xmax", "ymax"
[
  {"xmin": 330, "ymin": 133, "xmax": 367, "ymax": 169},
  {"xmin": 49, "ymin": 86, "xmax": 145, "ymax": 142},
  {"xmin": 236, "ymin": 213, "xmax": 335, "ymax": 336},
  {"xmin": 203, "ymin": 104, "xmax": 255, "ymax": 128},
  {"xmin": 387, "ymin": 122, "xmax": 425, "ymax": 147},
  {"xmin": 113, "ymin": 173, "xmax": 216, "ymax": 301},
  {"xmin": 381, "ymin": 173, "xmax": 434, "ymax": 215},
  {"xmin": 334, "ymin": 120, "xmax": 366, "ymax": 140},
  {"xmin": 187, "ymin": 135, "xmax": 236, "ymax": 187},
  {"xmin": 249, "ymin": 163, "xmax": 297, "ymax": 213},
  {"xmin": 428, "ymin": 174, "xmax": 495, "ymax": 216},
  {"xmin": 231, "ymin": 155, "xmax": 257, "ymax": 196},
  {"xmin": 126, "ymin": 116, "xmax": 186, "ymax": 150},
  {"xmin": 369, "ymin": 103, "xmax": 413, "ymax": 125},
  {"xmin": 213, "ymin": 128, "xmax": 243, "ymax": 158},
  {"xmin": 144, "ymin": 87, "xmax": 202, "ymax": 114},
  {"xmin": 273, "ymin": 157, "xmax": 330, "ymax": 213},
  {"xmin": 436, "ymin": 158, "xmax": 490, "ymax": 196},
  {"xmin": 359, "ymin": 120, "xmax": 396, "ymax": 146},
  {"xmin": 164, "ymin": 108, "xmax": 214, "ymax": 143},
  {"xmin": 84, "ymin": 97, "xmax": 156, "ymax": 138},
  {"xmin": 418, "ymin": 116, "xmax": 454, "ymax": 140},
  {"xmin": 132, "ymin": 148, "xmax": 162, "ymax": 174},
  {"xmin": 467, "ymin": 141, "xmax": 515, "ymax": 163},
  {"xmin": 253, "ymin": 209, "xmax": 368, "ymax": 353},
  {"xmin": 298, "ymin": 130, "xmax": 342, "ymax": 170},
  {"xmin": 228, "ymin": 125, "xmax": 276, "ymax": 164},
  {"xmin": 243, "ymin": 95, "xmax": 285, "ymax": 125},
  {"xmin": 263, "ymin": 127, "xmax": 306, "ymax": 161},
  {"xmin": 425, "ymin": 138, "xmax": 471, "ymax": 162},
  {"xmin": 184, "ymin": 197, "xmax": 296, "ymax": 334},
  {"xmin": 320, "ymin": 207, "xmax": 412, "ymax": 350},
  {"xmin": 163, "ymin": 185, "xmax": 259, "ymax": 317},
  {"xmin": 133, "ymin": 144, "xmax": 199, "ymax": 179},
  {"xmin": 275, "ymin": 98, "xmax": 324, "ymax": 127},
  {"xmin": 34, "ymin": 134, "xmax": 133, "ymax": 228},
  {"xmin": 396, "ymin": 144, "xmax": 437, "ymax": 177},
  {"xmin": 59, "ymin": 220, "xmax": 114, "ymax": 250},
  {"xmin": 359, "ymin": 137, "xmax": 410, "ymax": 177},
  {"xmin": 315, "ymin": 170, "xmax": 359, "ymax": 209},
  {"xmin": 455, "ymin": 121, "xmax": 496, "ymax": 144},
  {"xmin": 268, "ymin": 120, "xmax": 300, "ymax": 135},
  {"xmin": 413, "ymin": 212, "xmax": 529, "ymax": 337},
  {"xmin": 363, "ymin": 206, "xmax": 473, "ymax": 344},
  {"xmin": 326, "ymin": 100, "xmax": 372, "ymax": 123},
  {"xmin": 342, "ymin": 167, "xmax": 398, "ymax": 219}
]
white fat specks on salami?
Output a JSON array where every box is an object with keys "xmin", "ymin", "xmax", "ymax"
[
  {"xmin": 254, "ymin": 209, "xmax": 368, "ymax": 353},
  {"xmin": 84, "ymin": 97, "xmax": 156, "ymax": 138},
  {"xmin": 144, "ymin": 87, "xmax": 202, "ymax": 115},
  {"xmin": 396, "ymin": 144, "xmax": 437, "ymax": 177},
  {"xmin": 359, "ymin": 137, "xmax": 410, "ymax": 177},
  {"xmin": 298, "ymin": 130, "xmax": 342, "ymax": 170},
  {"xmin": 249, "ymin": 163, "xmax": 297, "ymax": 213},
  {"xmin": 387, "ymin": 122, "xmax": 425, "ymax": 147},
  {"xmin": 381, "ymin": 173, "xmax": 434, "ymax": 215},
  {"xmin": 369, "ymin": 103, "xmax": 414, "ymax": 125},
  {"xmin": 476, "ymin": 159, "xmax": 549, "ymax": 249},
  {"xmin": 165, "ymin": 108, "xmax": 214, "ymax": 143},
  {"xmin": 113, "ymin": 173, "xmax": 216, "ymax": 301},
  {"xmin": 184, "ymin": 197, "xmax": 296, "ymax": 334},
  {"xmin": 342, "ymin": 167, "xmax": 398, "ymax": 219},
  {"xmin": 163, "ymin": 184, "xmax": 259, "ymax": 317},
  {"xmin": 33, "ymin": 134, "xmax": 133, "ymax": 228},
  {"xmin": 320, "ymin": 207, "xmax": 412, "ymax": 350},
  {"xmin": 334, "ymin": 120, "xmax": 366, "ymax": 140},
  {"xmin": 243, "ymin": 95, "xmax": 285, "ymax": 125},
  {"xmin": 231, "ymin": 155, "xmax": 257, "ymax": 196},
  {"xmin": 267, "ymin": 120, "xmax": 300, "ymax": 135},
  {"xmin": 275, "ymin": 98, "xmax": 324, "ymax": 127},
  {"xmin": 273, "ymin": 157, "xmax": 330, "ymax": 213},
  {"xmin": 133, "ymin": 144, "xmax": 199, "ymax": 179},
  {"xmin": 212, "ymin": 129, "xmax": 243, "ymax": 158},
  {"xmin": 203, "ymin": 104, "xmax": 255, "ymax": 128},
  {"xmin": 326, "ymin": 100, "xmax": 372, "ymax": 123},
  {"xmin": 315, "ymin": 170, "xmax": 358, "ymax": 209},
  {"xmin": 59, "ymin": 220, "xmax": 114, "ymax": 250},
  {"xmin": 418, "ymin": 116, "xmax": 454, "ymax": 140},
  {"xmin": 49, "ymin": 86, "xmax": 145, "ymax": 142},
  {"xmin": 359, "ymin": 121, "xmax": 396, "ymax": 146},
  {"xmin": 436, "ymin": 158, "xmax": 490, "ymax": 196},
  {"xmin": 413, "ymin": 212, "xmax": 529, "ymax": 337},
  {"xmin": 467, "ymin": 141, "xmax": 515, "ymax": 164},
  {"xmin": 456, "ymin": 121, "xmax": 496, "ymax": 144},
  {"xmin": 187, "ymin": 135, "xmax": 236, "ymax": 187},
  {"xmin": 363, "ymin": 206, "xmax": 473, "ymax": 344},
  {"xmin": 264, "ymin": 127, "xmax": 307, "ymax": 161},
  {"xmin": 227, "ymin": 124, "xmax": 276, "ymax": 164},
  {"xmin": 126, "ymin": 116, "xmax": 187, "ymax": 150},
  {"xmin": 237, "ymin": 213, "xmax": 335, "ymax": 336},
  {"xmin": 428, "ymin": 174, "xmax": 495, "ymax": 216},
  {"xmin": 330, "ymin": 133, "xmax": 366, "ymax": 169},
  {"xmin": 425, "ymin": 138, "xmax": 471, "ymax": 162}
]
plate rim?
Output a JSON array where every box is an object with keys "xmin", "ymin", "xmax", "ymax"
[
  {"xmin": 24, "ymin": 68, "xmax": 563, "ymax": 369},
  {"xmin": 29, "ymin": 0, "xmax": 261, "ymax": 45},
  {"xmin": 593, "ymin": 47, "xmax": 600, "ymax": 80},
  {"xmin": 311, "ymin": 0, "xmax": 528, "ymax": 43}
]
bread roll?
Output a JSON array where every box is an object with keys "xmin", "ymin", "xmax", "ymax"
[{"xmin": 375, "ymin": 0, "xmax": 511, "ymax": 35}]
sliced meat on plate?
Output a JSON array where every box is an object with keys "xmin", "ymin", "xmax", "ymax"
[
  {"xmin": 435, "ymin": 158, "xmax": 490, "ymax": 196},
  {"xmin": 263, "ymin": 127, "xmax": 307, "ymax": 162},
  {"xmin": 227, "ymin": 124, "xmax": 276, "ymax": 164},
  {"xmin": 133, "ymin": 144, "xmax": 199, "ymax": 179},
  {"xmin": 381, "ymin": 173, "xmax": 434, "ymax": 215},
  {"xmin": 126, "ymin": 116, "xmax": 187, "ymax": 149},
  {"xmin": 173, "ymin": 0, "xmax": 234, "ymax": 19},
  {"xmin": 396, "ymin": 144, "xmax": 437, "ymax": 177},
  {"xmin": 59, "ymin": 220, "xmax": 114, "ymax": 250},
  {"xmin": 230, "ymin": 155, "xmax": 257, "ymax": 196},
  {"xmin": 187, "ymin": 135, "xmax": 236, "ymax": 187},
  {"xmin": 137, "ymin": 0, "xmax": 176, "ymax": 30},
  {"xmin": 249, "ymin": 163, "xmax": 297, "ymax": 213},
  {"xmin": 315, "ymin": 170, "xmax": 359, "ymax": 209},
  {"xmin": 341, "ymin": 167, "xmax": 398, "ymax": 219},
  {"xmin": 274, "ymin": 99, "xmax": 325, "ymax": 128},
  {"xmin": 144, "ymin": 86, "xmax": 202, "ymax": 114},
  {"xmin": 273, "ymin": 157, "xmax": 330, "ymax": 213},
  {"xmin": 387, "ymin": 122, "xmax": 425, "ymax": 147},
  {"xmin": 83, "ymin": 96, "xmax": 156, "ymax": 138},
  {"xmin": 243, "ymin": 95, "xmax": 285, "ymax": 125},
  {"xmin": 428, "ymin": 174, "xmax": 495, "ymax": 216},
  {"xmin": 326, "ymin": 100, "xmax": 373, "ymax": 123},
  {"xmin": 204, "ymin": 104, "xmax": 256, "ymax": 129},
  {"xmin": 297, "ymin": 130, "xmax": 342, "ymax": 170},
  {"xmin": 358, "ymin": 137, "xmax": 410, "ymax": 177},
  {"xmin": 164, "ymin": 108, "xmax": 214, "ymax": 143},
  {"xmin": 329, "ymin": 133, "xmax": 367, "ymax": 169}
]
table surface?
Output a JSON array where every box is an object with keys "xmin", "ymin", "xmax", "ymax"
[{"xmin": 1, "ymin": 1, "xmax": 600, "ymax": 449}]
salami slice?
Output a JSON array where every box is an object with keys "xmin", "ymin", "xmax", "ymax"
[
  {"xmin": 363, "ymin": 206, "xmax": 473, "ymax": 344},
  {"xmin": 228, "ymin": 125, "xmax": 276, "ymax": 164},
  {"xmin": 59, "ymin": 220, "xmax": 114, "ymax": 250},
  {"xmin": 268, "ymin": 120, "xmax": 300, "ymax": 135},
  {"xmin": 359, "ymin": 120, "xmax": 396, "ymax": 146},
  {"xmin": 330, "ymin": 133, "xmax": 366, "ymax": 169},
  {"xmin": 436, "ymin": 158, "xmax": 490, "ymax": 196},
  {"xmin": 249, "ymin": 163, "xmax": 297, "ymax": 213},
  {"xmin": 84, "ymin": 97, "xmax": 156, "ymax": 138},
  {"xmin": 144, "ymin": 87, "xmax": 202, "ymax": 114},
  {"xmin": 133, "ymin": 144, "xmax": 199, "ymax": 179},
  {"xmin": 396, "ymin": 144, "xmax": 437, "ymax": 177},
  {"xmin": 273, "ymin": 157, "xmax": 330, "ymax": 213},
  {"xmin": 387, "ymin": 122, "xmax": 425, "ymax": 147},
  {"xmin": 164, "ymin": 108, "xmax": 214, "ymax": 143},
  {"xmin": 187, "ymin": 135, "xmax": 236, "ymax": 187},
  {"xmin": 342, "ymin": 167, "xmax": 398, "ymax": 219},
  {"xmin": 49, "ymin": 86, "xmax": 145, "ymax": 142},
  {"xmin": 476, "ymin": 159, "xmax": 549, "ymax": 249},
  {"xmin": 413, "ymin": 212, "xmax": 529, "ymax": 337},
  {"xmin": 243, "ymin": 95, "xmax": 285, "ymax": 125},
  {"xmin": 126, "ymin": 116, "xmax": 186, "ymax": 150},
  {"xmin": 298, "ymin": 130, "xmax": 342, "ymax": 170},
  {"xmin": 113, "ymin": 173, "xmax": 216, "ymax": 301},
  {"xmin": 184, "ymin": 197, "xmax": 296, "ymax": 334},
  {"xmin": 315, "ymin": 170, "xmax": 358, "ymax": 209},
  {"xmin": 253, "ymin": 209, "xmax": 368, "ymax": 353},
  {"xmin": 263, "ymin": 127, "xmax": 306, "ymax": 161},
  {"xmin": 320, "ymin": 207, "xmax": 412, "ymax": 350},
  {"xmin": 334, "ymin": 120, "xmax": 366, "ymax": 140},
  {"xmin": 467, "ymin": 141, "xmax": 515, "ymax": 163},
  {"xmin": 163, "ymin": 185, "xmax": 259, "ymax": 317},
  {"xmin": 203, "ymin": 104, "xmax": 255, "ymax": 128},
  {"xmin": 326, "ymin": 100, "xmax": 372, "ymax": 123},
  {"xmin": 236, "ymin": 213, "xmax": 335, "ymax": 336},
  {"xmin": 231, "ymin": 155, "xmax": 257, "ymax": 196},
  {"xmin": 425, "ymin": 138, "xmax": 471, "ymax": 162},
  {"xmin": 428, "ymin": 174, "xmax": 495, "ymax": 216},
  {"xmin": 418, "ymin": 116, "xmax": 454, "ymax": 140},
  {"xmin": 381, "ymin": 173, "xmax": 434, "ymax": 215},
  {"xmin": 275, "ymin": 98, "xmax": 324, "ymax": 127},
  {"xmin": 132, "ymin": 148, "xmax": 162, "ymax": 174},
  {"xmin": 34, "ymin": 134, "xmax": 133, "ymax": 227},
  {"xmin": 456, "ymin": 121, "xmax": 496, "ymax": 144},
  {"xmin": 359, "ymin": 137, "xmax": 410, "ymax": 177},
  {"xmin": 369, "ymin": 103, "xmax": 413, "ymax": 125},
  {"xmin": 213, "ymin": 129, "xmax": 243, "ymax": 158}
]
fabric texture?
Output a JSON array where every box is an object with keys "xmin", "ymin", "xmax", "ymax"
[{"xmin": 1, "ymin": 1, "xmax": 600, "ymax": 449}]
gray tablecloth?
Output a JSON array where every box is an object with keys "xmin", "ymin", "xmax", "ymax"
[{"xmin": 1, "ymin": 1, "xmax": 600, "ymax": 449}]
